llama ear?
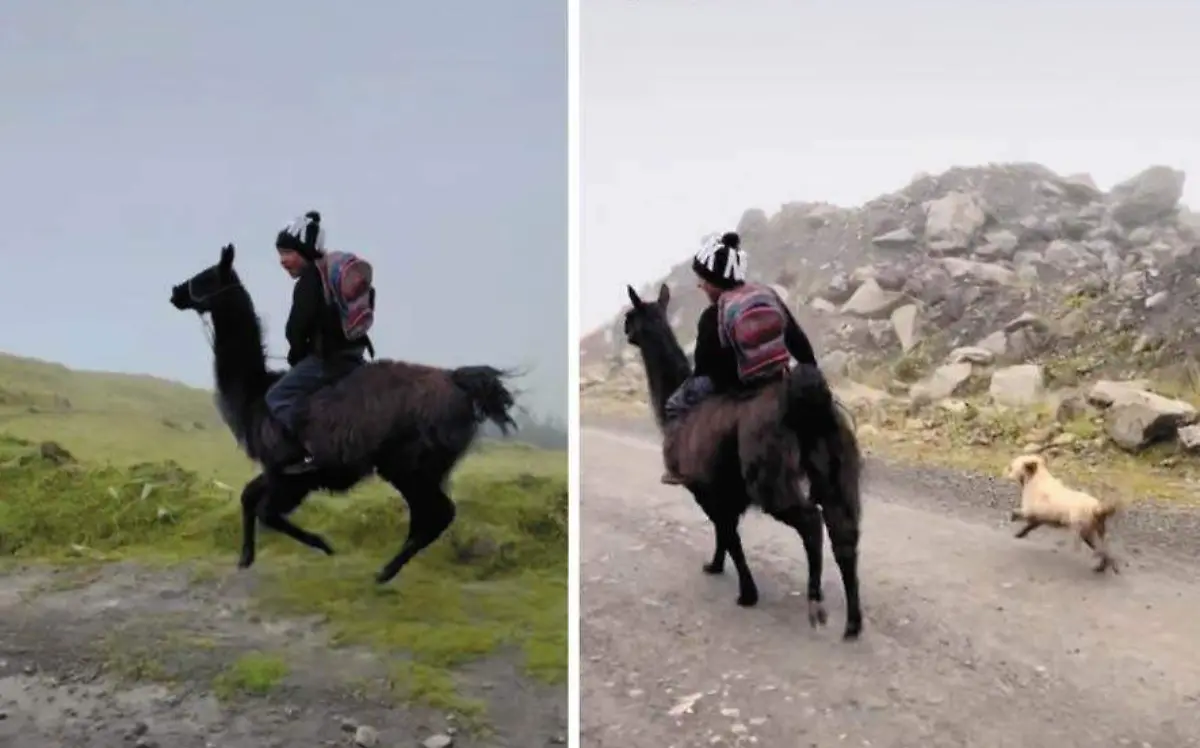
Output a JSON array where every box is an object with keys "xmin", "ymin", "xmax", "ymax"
[
  {"xmin": 657, "ymin": 283, "xmax": 670, "ymax": 308},
  {"xmin": 626, "ymin": 284, "xmax": 644, "ymax": 310},
  {"xmin": 219, "ymin": 243, "xmax": 236, "ymax": 273}
]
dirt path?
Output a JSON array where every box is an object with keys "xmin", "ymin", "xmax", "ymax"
[
  {"xmin": 0, "ymin": 563, "xmax": 567, "ymax": 748},
  {"xmin": 580, "ymin": 425, "xmax": 1200, "ymax": 748}
]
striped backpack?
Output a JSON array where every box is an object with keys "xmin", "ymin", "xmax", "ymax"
[
  {"xmin": 316, "ymin": 251, "xmax": 375, "ymax": 341},
  {"xmin": 716, "ymin": 282, "xmax": 791, "ymax": 385}
]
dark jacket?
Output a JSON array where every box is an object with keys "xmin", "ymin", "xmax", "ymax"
[
  {"xmin": 284, "ymin": 262, "xmax": 372, "ymax": 366},
  {"xmin": 692, "ymin": 291, "xmax": 817, "ymax": 394}
]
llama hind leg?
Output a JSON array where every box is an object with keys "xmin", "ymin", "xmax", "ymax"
[
  {"xmin": 773, "ymin": 505, "xmax": 828, "ymax": 628},
  {"xmin": 374, "ymin": 476, "xmax": 457, "ymax": 585},
  {"xmin": 821, "ymin": 499, "xmax": 863, "ymax": 640}
]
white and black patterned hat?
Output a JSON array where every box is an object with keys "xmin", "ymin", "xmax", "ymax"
[
  {"xmin": 275, "ymin": 210, "xmax": 326, "ymax": 261},
  {"xmin": 692, "ymin": 231, "xmax": 746, "ymax": 290}
]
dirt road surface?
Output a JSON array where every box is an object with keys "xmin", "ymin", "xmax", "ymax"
[
  {"xmin": 580, "ymin": 423, "xmax": 1200, "ymax": 748},
  {"xmin": 0, "ymin": 563, "xmax": 566, "ymax": 748}
]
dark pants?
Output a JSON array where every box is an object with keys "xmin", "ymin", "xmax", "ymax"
[
  {"xmin": 265, "ymin": 348, "xmax": 365, "ymax": 435},
  {"xmin": 664, "ymin": 375, "xmax": 715, "ymax": 422}
]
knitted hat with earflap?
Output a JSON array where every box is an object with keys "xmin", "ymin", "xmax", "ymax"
[
  {"xmin": 691, "ymin": 231, "xmax": 747, "ymax": 290},
  {"xmin": 275, "ymin": 210, "xmax": 326, "ymax": 262}
]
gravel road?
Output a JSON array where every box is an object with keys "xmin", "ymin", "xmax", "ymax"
[
  {"xmin": 580, "ymin": 421, "xmax": 1200, "ymax": 748},
  {"xmin": 0, "ymin": 563, "xmax": 566, "ymax": 748}
]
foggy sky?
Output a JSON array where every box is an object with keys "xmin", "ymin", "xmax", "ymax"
[
  {"xmin": 582, "ymin": 0, "xmax": 1200, "ymax": 332},
  {"xmin": 1, "ymin": 0, "xmax": 567, "ymax": 417}
]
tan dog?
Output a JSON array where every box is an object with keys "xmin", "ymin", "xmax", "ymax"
[{"xmin": 1006, "ymin": 454, "xmax": 1122, "ymax": 574}]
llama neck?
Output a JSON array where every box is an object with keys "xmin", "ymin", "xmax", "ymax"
[
  {"xmin": 637, "ymin": 336, "xmax": 691, "ymax": 431},
  {"xmin": 208, "ymin": 290, "xmax": 271, "ymax": 409}
]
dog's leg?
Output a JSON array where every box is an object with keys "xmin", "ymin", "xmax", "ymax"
[
  {"xmin": 1013, "ymin": 519, "xmax": 1043, "ymax": 539},
  {"xmin": 1089, "ymin": 516, "xmax": 1119, "ymax": 574}
]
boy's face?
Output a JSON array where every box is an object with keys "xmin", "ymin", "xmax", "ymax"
[
  {"xmin": 278, "ymin": 248, "xmax": 307, "ymax": 278},
  {"xmin": 697, "ymin": 277, "xmax": 722, "ymax": 303}
]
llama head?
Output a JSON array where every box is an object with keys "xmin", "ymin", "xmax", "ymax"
[
  {"xmin": 171, "ymin": 243, "xmax": 240, "ymax": 314},
  {"xmin": 623, "ymin": 283, "xmax": 672, "ymax": 349}
]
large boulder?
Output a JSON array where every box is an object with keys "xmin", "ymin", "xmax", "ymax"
[
  {"xmin": 840, "ymin": 278, "xmax": 908, "ymax": 319},
  {"xmin": 910, "ymin": 362, "xmax": 974, "ymax": 402},
  {"xmin": 989, "ymin": 364, "xmax": 1046, "ymax": 407},
  {"xmin": 923, "ymin": 192, "xmax": 988, "ymax": 254},
  {"xmin": 1107, "ymin": 166, "xmax": 1185, "ymax": 228},
  {"xmin": 1087, "ymin": 380, "xmax": 1199, "ymax": 452}
]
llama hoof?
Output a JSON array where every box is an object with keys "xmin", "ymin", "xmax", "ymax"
[
  {"xmin": 310, "ymin": 536, "xmax": 336, "ymax": 556},
  {"xmin": 374, "ymin": 568, "xmax": 399, "ymax": 585},
  {"xmin": 807, "ymin": 601, "xmax": 828, "ymax": 628},
  {"xmin": 842, "ymin": 620, "xmax": 863, "ymax": 640},
  {"xmin": 236, "ymin": 553, "xmax": 254, "ymax": 570},
  {"xmin": 736, "ymin": 590, "xmax": 759, "ymax": 607},
  {"xmin": 702, "ymin": 561, "xmax": 724, "ymax": 575}
]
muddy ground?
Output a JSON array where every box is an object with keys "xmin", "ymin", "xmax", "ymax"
[
  {"xmin": 580, "ymin": 415, "xmax": 1200, "ymax": 748},
  {"xmin": 0, "ymin": 562, "xmax": 567, "ymax": 748}
]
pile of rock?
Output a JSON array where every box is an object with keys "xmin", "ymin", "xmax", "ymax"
[
  {"xmin": 581, "ymin": 161, "xmax": 1200, "ymax": 461},
  {"xmin": 581, "ymin": 162, "xmax": 1199, "ymax": 375}
]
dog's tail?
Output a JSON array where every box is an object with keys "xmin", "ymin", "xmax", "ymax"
[
  {"xmin": 783, "ymin": 363, "xmax": 863, "ymax": 520},
  {"xmin": 1095, "ymin": 494, "xmax": 1126, "ymax": 522}
]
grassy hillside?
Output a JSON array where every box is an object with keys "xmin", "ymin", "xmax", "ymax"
[
  {"xmin": 0, "ymin": 352, "xmax": 244, "ymax": 479},
  {"xmin": 0, "ymin": 351, "xmax": 567, "ymax": 721}
]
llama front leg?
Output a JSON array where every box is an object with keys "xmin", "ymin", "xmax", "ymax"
[
  {"xmin": 693, "ymin": 495, "xmax": 727, "ymax": 574},
  {"xmin": 237, "ymin": 474, "xmax": 268, "ymax": 569},
  {"xmin": 255, "ymin": 481, "xmax": 335, "ymax": 557},
  {"xmin": 715, "ymin": 517, "xmax": 758, "ymax": 607}
]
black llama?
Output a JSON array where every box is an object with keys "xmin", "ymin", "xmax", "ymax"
[
  {"xmin": 170, "ymin": 244, "xmax": 518, "ymax": 584},
  {"xmin": 623, "ymin": 283, "xmax": 864, "ymax": 640}
]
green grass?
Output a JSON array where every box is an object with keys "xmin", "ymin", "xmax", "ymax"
[
  {"xmin": 0, "ymin": 352, "xmax": 566, "ymax": 721},
  {"xmin": 212, "ymin": 653, "xmax": 291, "ymax": 700}
]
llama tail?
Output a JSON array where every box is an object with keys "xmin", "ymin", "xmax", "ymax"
[
  {"xmin": 450, "ymin": 365, "xmax": 519, "ymax": 435},
  {"xmin": 784, "ymin": 363, "xmax": 863, "ymax": 520}
]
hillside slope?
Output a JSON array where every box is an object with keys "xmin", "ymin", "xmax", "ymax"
[{"xmin": 0, "ymin": 352, "xmax": 567, "ymax": 475}]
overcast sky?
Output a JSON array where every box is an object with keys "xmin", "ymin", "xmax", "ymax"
[
  {"xmin": 0, "ymin": 0, "xmax": 566, "ymax": 418},
  {"xmin": 581, "ymin": 0, "xmax": 1200, "ymax": 332}
]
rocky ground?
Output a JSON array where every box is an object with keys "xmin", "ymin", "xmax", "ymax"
[
  {"xmin": 0, "ymin": 562, "xmax": 567, "ymax": 748},
  {"xmin": 582, "ymin": 162, "xmax": 1200, "ymax": 498}
]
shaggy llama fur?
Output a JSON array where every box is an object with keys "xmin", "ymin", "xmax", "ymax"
[
  {"xmin": 624, "ymin": 282, "xmax": 865, "ymax": 640},
  {"xmin": 170, "ymin": 244, "xmax": 518, "ymax": 584},
  {"xmin": 1006, "ymin": 454, "xmax": 1122, "ymax": 574}
]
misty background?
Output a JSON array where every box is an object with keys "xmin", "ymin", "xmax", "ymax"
[
  {"xmin": 0, "ymin": 0, "xmax": 567, "ymax": 425},
  {"xmin": 581, "ymin": 0, "xmax": 1200, "ymax": 332}
]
